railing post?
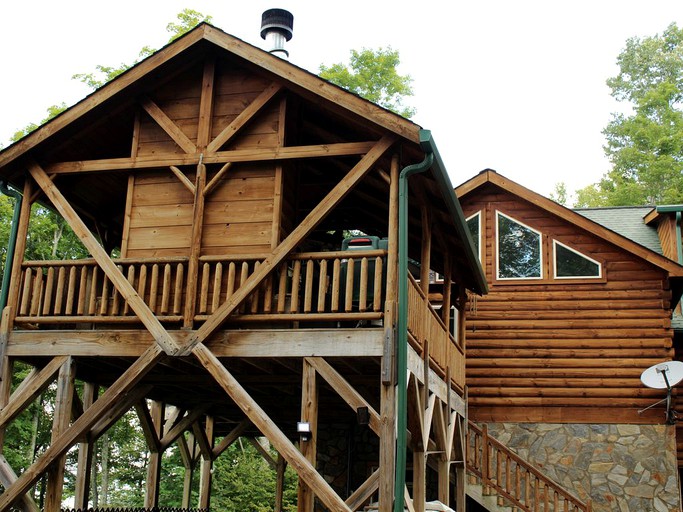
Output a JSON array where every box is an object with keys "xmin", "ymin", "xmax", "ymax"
[{"xmin": 481, "ymin": 424, "xmax": 489, "ymax": 493}]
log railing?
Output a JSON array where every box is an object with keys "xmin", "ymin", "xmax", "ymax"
[
  {"xmin": 15, "ymin": 250, "xmax": 388, "ymax": 325},
  {"xmin": 407, "ymin": 274, "xmax": 465, "ymax": 391},
  {"xmin": 467, "ymin": 422, "xmax": 592, "ymax": 512}
]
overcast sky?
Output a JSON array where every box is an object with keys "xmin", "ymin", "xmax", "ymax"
[{"xmin": 1, "ymin": 1, "xmax": 681, "ymax": 201}]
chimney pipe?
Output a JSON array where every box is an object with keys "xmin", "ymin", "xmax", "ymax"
[{"xmin": 260, "ymin": 8, "xmax": 294, "ymax": 59}]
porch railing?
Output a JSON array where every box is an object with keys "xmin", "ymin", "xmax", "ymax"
[
  {"xmin": 467, "ymin": 421, "xmax": 592, "ymax": 512},
  {"xmin": 406, "ymin": 273, "xmax": 465, "ymax": 391},
  {"xmin": 15, "ymin": 250, "xmax": 388, "ymax": 325}
]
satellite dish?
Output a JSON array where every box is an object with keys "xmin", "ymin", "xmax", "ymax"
[{"xmin": 641, "ymin": 361, "xmax": 683, "ymax": 389}]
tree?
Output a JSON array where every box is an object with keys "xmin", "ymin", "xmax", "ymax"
[
  {"xmin": 319, "ymin": 47, "xmax": 416, "ymax": 118},
  {"xmin": 575, "ymin": 22, "xmax": 683, "ymax": 207},
  {"xmin": 73, "ymin": 9, "xmax": 212, "ymax": 90}
]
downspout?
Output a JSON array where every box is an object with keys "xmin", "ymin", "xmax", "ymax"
[
  {"xmin": 0, "ymin": 181, "xmax": 22, "ymax": 312},
  {"xmin": 394, "ymin": 129, "xmax": 434, "ymax": 512}
]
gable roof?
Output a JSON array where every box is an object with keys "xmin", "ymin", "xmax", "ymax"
[
  {"xmin": 456, "ymin": 169, "xmax": 683, "ymax": 280},
  {"xmin": 0, "ymin": 23, "xmax": 486, "ymax": 295}
]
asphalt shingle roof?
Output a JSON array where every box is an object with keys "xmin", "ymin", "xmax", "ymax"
[{"xmin": 573, "ymin": 206, "xmax": 663, "ymax": 255}]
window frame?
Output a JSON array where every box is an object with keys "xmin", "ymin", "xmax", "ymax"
[
  {"xmin": 552, "ymin": 240, "xmax": 602, "ymax": 280},
  {"xmin": 495, "ymin": 211, "xmax": 543, "ymax": 281},
  {"xmin": 466, "ymin": 211, "xmax": 482, "ymax": 263}
]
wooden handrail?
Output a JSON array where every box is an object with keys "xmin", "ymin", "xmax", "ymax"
[{"xmin": 467, "ymin": 421, "xmax": 592, "ymax": 512}]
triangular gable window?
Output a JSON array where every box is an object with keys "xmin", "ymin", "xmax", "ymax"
[
  {"xmin": 554, "ymin": 240, "xmax": 601, "ymax": 279},
  {"xmin": 496, "ymin": 212, "xmax": 542, "ymax": 279},
  {"xmin": 466, "ymin": 212, "xmax": 481, "ymax": 261}
]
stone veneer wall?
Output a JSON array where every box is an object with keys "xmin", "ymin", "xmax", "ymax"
[{"xmin": 484, "ymin": 423, "xmax": 680, "ymax": 512}]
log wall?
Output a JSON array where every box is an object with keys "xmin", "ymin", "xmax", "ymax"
[{"xmin": 461, "ymin": 185, "xmax": 675, "ymax": 424}]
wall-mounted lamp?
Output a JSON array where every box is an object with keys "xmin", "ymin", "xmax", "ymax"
[{"xmin": 297, "ymin": 421, "xmax": 311, "ymax": 441}]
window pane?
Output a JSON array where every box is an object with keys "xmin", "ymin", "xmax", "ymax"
[
  {"xmin": 555, "ymin": 243, "xmax": 600, "ymax": 278},
  {"xmin": 497, "ymin": 213, "xmax": 541, "ymax": 279},
  {"xmin": 466, "ymin": 213, "xmax": 480, "ymax": 257}
]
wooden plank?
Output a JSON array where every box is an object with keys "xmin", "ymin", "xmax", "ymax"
[
  {"xmin": 197, "ymin": 58, "xmax": 216, "ymax": 149},
  {"xmin": 135, "ymin": 400, "xmax": 161, "ymax": 452},
  {"xmin": 46, "ymin": 141, "xmax": 378, "ymax": 174},
  {"xmin": 141, "ymin": 96, "xmax": 197, "ymax": 154},
  {"xmin": 181, "ymin": 135, "xmax": 396, "ymax": 355},
  {"xmin": 0, "ymin": 346, "xmax": 163, "ymax": 510},
  {"xmin": 160, "ymin": 407, "xmax": 208, "ymax": 450},
  {"xmin": 306, "ymin": 357, "xmax": 380, "ymax": 435},
  {"xmin": 346, "ymin": 469, "xmax": 379, "ymax": 511},
  {"xmin": 207, "ymin": 83, "xmax": 282, "ymax": 153},
  {"xmin": 29, "ymin": 162, "xmax": 180, "ymax": 355},
  {"xmin": 192, "ymin": 344, "xmax": 351, "ymax": 512}
]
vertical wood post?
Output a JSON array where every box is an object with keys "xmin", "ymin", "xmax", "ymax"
[
  {"xmin": 184, "ymin": 163, "xmax": 208, "ymax": 327},
  {"xmin": 44, "ymin": 357, "xmax": 75, "ymax": 512},
  {"xmin": 379, "ymin": 155, "xmax": 399, "ymax": 512},
  {"xmin": 198, "ymin": 415, "xmax": 214, "ymax": 509},
  {"xmin": 412, "ymin": 448, "xmax": 426, "ymax": 512},
  {"xmin": 455, "ymin": 416, "xmax": 466, "ymax": 512},
  {"xmin": 481, "ymin": 424, "xmax": 490, "ymax": 493},
  {"xmin": 74, "ymin": 382, "xmax": 98, "ymax": 509},
  {"xmin": 145, "ymin": 400, "xmax": 164, "ymax": 508},
  {"xmin": 298, "ymin": 358, "xmax": 318, "ymax": 512},
  {"xmin": 179, "ymin": 433, "xmax": 198, "ymax": 508},
  {"xmin": 0, "ymin": 307, "xmax": 13, "ymax": 452}
]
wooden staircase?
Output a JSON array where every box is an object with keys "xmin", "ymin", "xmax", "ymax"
[{"xmin": 466, "ymin": 422, "xmax": 592, "ymax": 512}]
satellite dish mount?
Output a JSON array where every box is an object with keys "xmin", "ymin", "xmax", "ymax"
[{"xmin": 639, "ymin": 361, "xmax": 683, "ymax": 425}]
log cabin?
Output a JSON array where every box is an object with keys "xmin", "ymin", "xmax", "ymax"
[
  {"xmin": 0, "ymin": 21, "xmax": 488, "ymax": 512},
  {"xmin": 457, "ymin": 169, "xmax": 683, "ymax": 512}
]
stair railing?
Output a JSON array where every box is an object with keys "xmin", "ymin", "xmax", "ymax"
[{"xmin": 467, "ymin": 421, "xmax": 592, "ymax": 512}]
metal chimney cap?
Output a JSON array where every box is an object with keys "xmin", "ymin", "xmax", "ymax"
[{"xmin": 260, "ymin": 8, "xmax": 294, "ymax": 41}]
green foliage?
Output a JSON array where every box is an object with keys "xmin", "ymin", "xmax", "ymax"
[
  {"xmin": 576, "ymin": 22, "xmax": 683, "ymax": 207},
  {"xmin": 319, "ymin": 47, "xmax": 416, "ymax": 118},
  {"xmin": 11, "ymin": 103, "xmax": 68, "ymax": 142},
  {"xmin": 211, "ymin": 439, "xmax": 298, "ymax": 512},
  {"xmin": 549, "ymin": 182, "xmax": 568, "ymax": 206},
  {"xmin": 74, "ymin": 8, "xmax": 212, "ymax": 90}
]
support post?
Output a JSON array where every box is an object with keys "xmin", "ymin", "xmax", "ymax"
[
  {"xmin": 44, "ymin": 357, "xmax": 75, "ymax": 512},
  {"xmin": 74, "ymin": 383, "xmax": 98, "ymax": 509},
  {"xmin": 298, "ymin": 358, "xmax": 318, "ymax": 512},
  {"xmin": 198, "ymin": 415, "xmax": 214, "ymax": 510},
  {"xmin": 145, "ymin": 401, "xmax": 165, "ymax": 508},
  {"xmin": 184, "ymin": 161, "xmax": 207, "ymax": 328},
  {"xmin": 275, "ymin": 454, "xmax": 287, "ymax": 512}
]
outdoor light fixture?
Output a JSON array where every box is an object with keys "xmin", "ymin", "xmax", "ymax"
[{"xmin": 297, "ymin": 421, "xmax": 311, "ymax": 441}]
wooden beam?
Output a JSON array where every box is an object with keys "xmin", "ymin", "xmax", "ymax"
[
  {"xmin": 183, "ymin": 162, "xmax": 207, "ymax": 327},
  {"xmin": 145, "ymin": 401, "xmax": 164, "ymax": 508},
  {"xmin": 212, "ymin": 419, "xmax": 251, "ymax": 459},
  {"xmin": 181, "ymin": 135, "xmax": 396, "ymax": 355},
  {"xmin": 45, "ymin": 357, "xmax": 75, "ymax": 512},
  {"xmin": 298, "ymin": 359, "xmax": 318, "ymax": 512},
  {"xmin": 207, "ymin": 83, "xmax": 282, "ymax": 153},
  {"xmin": 346, "ymin": 469, "xmax": 379, "ymax": 511},
  {"xmin": 0, "ymin": 345, "xmax": 163, "ymax": 511},
  {"xmin": 306, "ymin": 357, "xmax": 380, "ymax": 435},
  {"xmin": 203, "ymin": 162, "xmax": 232, "ymax": 197},
  {"xmin": 160, "ymin": 407, "xmax": 208, "ymax": 450},
  {"xmin": 135, "ymin": 399, "xmax": 161, "ymax": 452},
  {"xmin": 28, "ymin": 162, "xmax": 180, "ymax": 356},
  {"xmin": 0, "ymin": 356, "xmax": 68, "ymax": 428},
  {"xmin": 89, "ymin": 385, "xmax": 154, "ymax": 441},
  {"xmin": 141, "ymin": 96, "xmax": 197, "ymax": 154},
  {"xmin": 247, "ymin": 437, "xmax": 277, "ymax": 469},
  {"xmin": 275, "ymin": 454, "xmax": 286, "ymax": 512},
  {"xmin": 46, "ymin": 141, "xmax": 378, "ymax": 174},
  {"xmin": 198, "ymin": 416, "xmax": 214, "ymax": 510},
  {"xmin": 0, "ymin": 455, "xmax": 39, "ymax": 512},
  {"xmin": 197, "ymin": 58, "xmax": 216, "ymax": 150},
  {"xmin": 169, "ymin": 166, "xmax": 196, "ymax": 195},
  {"xmin": 192, "ymin": 419, "xmax": 213, "ymax": 461},
  {"xmin": 192, "ymin": 343, "xmax": 351, "ymax": 512},
  {"xmin": 8, "ymin": 328, "xmax": 384, "ymax": 358},
  {"xmin": 6, "ymin": 180, "xmax": 33, "ymax": 329},
  {"xmin": 74, "ymin": 382, "xmax": 97, "ymax": 510}
]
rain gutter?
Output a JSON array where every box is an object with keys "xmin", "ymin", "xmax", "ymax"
[{"xmin": 0, "ymin": 181, "xmax": 22, "ymax": 312}]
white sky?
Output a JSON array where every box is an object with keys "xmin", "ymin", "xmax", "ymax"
[{"xmin": 1, "ymin": 0, "xmax": 681, "ymax": 201}]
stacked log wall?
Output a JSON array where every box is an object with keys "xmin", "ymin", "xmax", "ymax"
[{"xmin": 461, "ymin": 186, "xmax": 674, "ymax": 424}]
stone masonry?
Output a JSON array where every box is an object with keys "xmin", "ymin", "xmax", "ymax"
[{"xmin": 484, "ymin": 423, "xmax": 681, "ymax": 512}]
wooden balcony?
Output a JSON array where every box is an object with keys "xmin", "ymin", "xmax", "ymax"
[{"xmin": 12, "ymin": 249, "xmax": 464, "ymax": 390}]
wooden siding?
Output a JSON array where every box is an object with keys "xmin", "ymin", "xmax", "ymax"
[{"xmin": 461, "ymin": 185, "xmax": 675, "ymax": 424}]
